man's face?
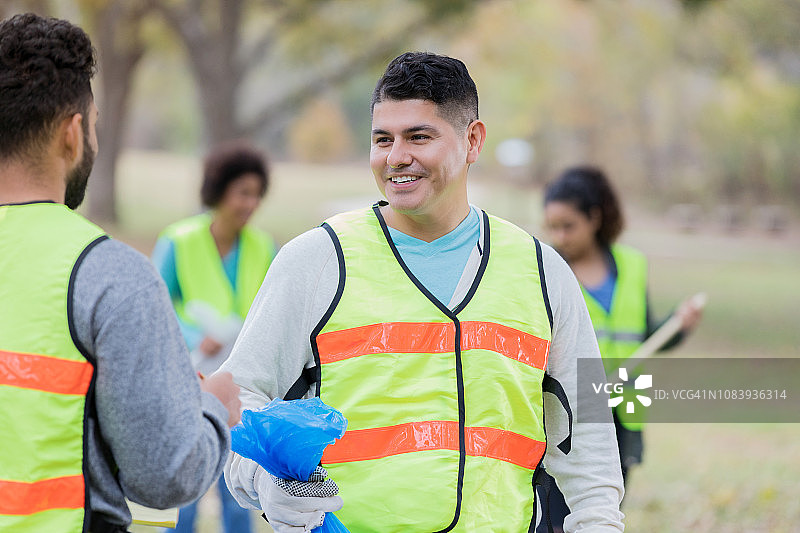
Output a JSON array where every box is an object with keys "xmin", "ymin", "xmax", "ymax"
[
  {"xmin": 370, "ymin": 99, "xmax": 473, "ymax": 219},
  {"xmin": 64, "ymin": 101, "xmax": 98, "ymax": 210}
]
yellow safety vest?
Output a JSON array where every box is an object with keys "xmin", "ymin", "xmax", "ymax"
[
  {"xmin": 315, "ymin": 205, "xmax": 553, "ymax": 532},
  {"xmin": 0, "ymin": 202, "xmax": 106, "ymax": 532},
  {"xmin": 582, "ymin": 244, "xmax": 648, "ymax": 429},
  {"xmin": 159, "ymin": 213, "xmax": 274, "ymax": 322}
]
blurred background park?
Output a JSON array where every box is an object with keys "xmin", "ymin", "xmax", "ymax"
[{"xmin": 4, "ymin": 0, "xmax": 799, "ymax": 531}]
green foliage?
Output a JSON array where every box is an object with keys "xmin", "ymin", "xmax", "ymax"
[
  {"xmin": 409, "ymin": 0, "xmax": 480, "ymax": 20},
  {"xmin": 451, "ymin": 0, "xmax": 800, "ymax": 205}
]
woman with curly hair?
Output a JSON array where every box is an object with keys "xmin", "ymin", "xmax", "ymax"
[
  {"xmin": 537, "ymin": 165, "xmax": 703, "ymax": 532},
  {"xmin": 152, "ymin": 140, "xmax": 277, "ymax": 533}
]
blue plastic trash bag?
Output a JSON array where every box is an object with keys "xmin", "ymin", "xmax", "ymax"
[{"xmin": 231, "ymin": 397, "xmax": 349, "ymax": 532}]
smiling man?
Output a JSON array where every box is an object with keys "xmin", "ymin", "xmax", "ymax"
[{"xmin": 222, "ymin": 52, "xmax": 624, "ymax": 532}]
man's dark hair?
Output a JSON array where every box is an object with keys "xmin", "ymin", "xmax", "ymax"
[
  {"xmin": 0, "ymin": 13, "xmax": 96, "ymax": 160},
  {"xmin": 371, "ymin": 51, "xmax": 479, "ymax": 132},
  {"xmin": 544, "ymin": 166, "xmax": 625, "ymax": 247},
  {"xmin": 201, "ymin": 140, "xmax": 269, "ymax": 208}
]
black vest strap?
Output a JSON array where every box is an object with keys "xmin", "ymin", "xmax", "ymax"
[
  {"xmin": 532, "ymin": 467, "xmax": 557, "ymax": 533},
  {"xmin": 88, "ymin": 512, "xmax": 130, "ymax": 533},
  {"xmin": 542, "ymin": 374, "xmax": 572, "ymax": 455},
  {"xmin": 283, "ymin": 365, "xmax": 319, "ymax": 400}
]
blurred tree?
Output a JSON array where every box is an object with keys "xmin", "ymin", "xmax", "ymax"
[
  {"xmin": 288, "ymin": 96, "xmax": 354, "ymax": 163},
  {"xmin": 1, "ymin": 0, "xmax": 154, "ymax": 222},
  {"xmin": 151, "ymin": 0, "xmax": 480, "ymax": 146},
  {"xmin": 460, "ymin": 0, "xmax": 800, "ymax": 209},
  {"xmin": 79, "ymin": 0, "xmax": 152, "ymax": 222},
  {"xmin": 10, "ymin": 0, "xmax": 798, "ymax": 220},
  {"xmin": 3, "ymin": 0, "xmax": 479, "ymax": 222},
  {"xmin": 676, "ymin": 1, "xmax": 800, "ymax": 204},
  {"xmin": 0, "ymin": 0, "xmax": 49, "ymax": 17}
]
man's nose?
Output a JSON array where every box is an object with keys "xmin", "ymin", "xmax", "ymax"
[{"xmin": 387, "ymin": 141, "xmax": 412, "ymax": 168}]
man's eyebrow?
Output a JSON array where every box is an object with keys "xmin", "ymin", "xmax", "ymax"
[{"xmin": 371, "ymin": 125, "xmax": 438, "ymax": 136}]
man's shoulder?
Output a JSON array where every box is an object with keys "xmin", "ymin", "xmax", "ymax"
[
  {"xmin": 70, "ymin": 237, "xmax": 168, "ymax": 353},
  {"xmin": 77, "ymin": 237, "xmax": 160, "ymax": 288},
  {"xmin": 279, "ymin": 225, "xmax": 334, "ymax": 255}
]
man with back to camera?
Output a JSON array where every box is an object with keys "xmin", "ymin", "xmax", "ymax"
[
  {"xmin": 0, "ymin": 13, "xmax": 241, "ymax": 533},
  {"xmin": 222, "ymin": 51, "xmax": 625, "ymax": 532}
]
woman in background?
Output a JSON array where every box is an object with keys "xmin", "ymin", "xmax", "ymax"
[
  {"xmin": 152, "ymin": 140, "xmax": 277, "ymax": 533},
  {"xmin": 537, "ymin": 165, "xmax": 703, "ymax": 533}
]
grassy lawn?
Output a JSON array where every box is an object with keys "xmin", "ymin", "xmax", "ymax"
[{"xmin": 113, "ymin": 150, "xmax": 799, "ymax": 532}]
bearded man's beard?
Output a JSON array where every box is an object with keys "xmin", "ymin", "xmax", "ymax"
[{"xmin": 64, "ymin": 128, "xmax": 95, "ymax": 210}]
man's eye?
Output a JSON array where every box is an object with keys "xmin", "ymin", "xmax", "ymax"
[
  {"xmin": 410, "ymin": 134, "xmax": 429, "ymax": 141},
  {"xmin": 374, "ymin": 137, "xmax": 392, "ymax": 145}
]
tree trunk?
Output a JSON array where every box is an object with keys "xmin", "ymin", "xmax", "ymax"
[
  {"xmin": 189, "ymin": 48, "xmax": 241, "ymax": 145},
  {"xmin": 89, "ymin": 62, "xmax": 131, "ymax": 222},
  {"xmin": 85, "ymin": 2, "xmax": 145, "ymax": 223},
  {"xmin": 159, "ymin": 0, "xmax": 244, "ymax": 146}
]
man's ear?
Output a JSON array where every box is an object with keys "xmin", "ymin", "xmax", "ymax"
[
  {"xmin": 61, "ymin": 113, "xmax": 84, "ymax": 164},
  {"xmin": 466, "ymin": 119, "xmax": 486, "ymax": 164}
]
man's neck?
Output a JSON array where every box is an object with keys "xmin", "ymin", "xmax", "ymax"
[
  {"xmin": 380, "ymin": 203, "xmax": 471, "ymax": 243},
  {"xmin": 0, "ymin": 160, "xmax": 65, "ymax": 205}
]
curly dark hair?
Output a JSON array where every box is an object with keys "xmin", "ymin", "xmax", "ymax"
[
  {"xmin": 544, "ymin": 166, "xmax": 625, "ymax": 247},
  {"xmin": 200, "ymin": 140, "xmax": 269, "ymax": 208},
  {"xmin": 0, "ymin": 13, "xmax": 96, "ymax": 159},
  {"xmin": 371, "ymin": 51, "xmax": 479, "ymax": 132}
]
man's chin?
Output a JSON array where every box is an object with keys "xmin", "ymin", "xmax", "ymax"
[
  {"xmin": 383, "ymin": 192, "xmax": 425, "ymax": 215},
  {"xmin": 64, "ymin": 176, "xmax": 89, "ymax": 210},
  {"xmin": 64, "ymin": 144, "xmax": 94, "ymax": 210}
]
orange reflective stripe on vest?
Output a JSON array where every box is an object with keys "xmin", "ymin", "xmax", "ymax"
[
  {"xmin": 323, "ymin": 420, "xmax": 546, "ymax": 469},
  {"xmin": 0, "ymin": 349, "xmax": 93, "ymax": 395},
  {"xmin": 0, "ymin": 476, "xmax": 84, "ymax": 515},
  {"xmin": 317, "ymin": 320, "xmax": 549, "ymax": 369}
]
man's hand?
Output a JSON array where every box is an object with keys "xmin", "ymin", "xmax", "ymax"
[
  {"xmin": 256, "ymin": 466, "xmax": 343, "ymax": 533},
  {"xmin": 199, "ymin": 371, "xmax": 241, "ymax": 427}
]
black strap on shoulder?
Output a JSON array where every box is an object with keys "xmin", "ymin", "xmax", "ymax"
[
  {"xmin": 533, "ymin": 236, "xmax": 553, "ymax": 331},
  {"xmin": 542, "ymin": 374, "xmax": 572, "ymax": 455},
  {"xmin": 283, "ymin": 365, "xmax": 320, "ymax": 400}
]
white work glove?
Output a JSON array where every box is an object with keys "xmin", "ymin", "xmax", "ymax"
[
  {"xmin": 255, "ymin": 465, "xmax": 343, "ymax": 533},
  {"xmin": 225, "ymin": 454, "xmax": 262, "ymax": 511}
]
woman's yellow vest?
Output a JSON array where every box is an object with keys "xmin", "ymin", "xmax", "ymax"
[
  {"xmin": 0, "ymin": 202, "xmax": 106, "ymax": 532},
  {"xmin": 582, "ymin": 244, "xmax": 648, "ymax": 430},
  {"xmin": 159, "ymin": 213, "xmax": 274, "ymax": 322},
  {"xmin": 314, "ymin": 206, "xmax": 553, "ymax": 532}
]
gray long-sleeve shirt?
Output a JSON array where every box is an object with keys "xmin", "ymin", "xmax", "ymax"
[
  {"xmin": 72, "ymin": 237, "xmax": 230, "ymax": 528},
  {"xmin": 221, "ymin": 209, "xmax": 625, "ymax": 532}
]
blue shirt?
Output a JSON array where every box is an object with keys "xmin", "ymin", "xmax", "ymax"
[
  {"xmin": 584, "ymin": 272, "xmax": 616, "ymax": 313},
  {"xmin": 387, "ymin": 206, "xmax": 480, "ymax": 306}
]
